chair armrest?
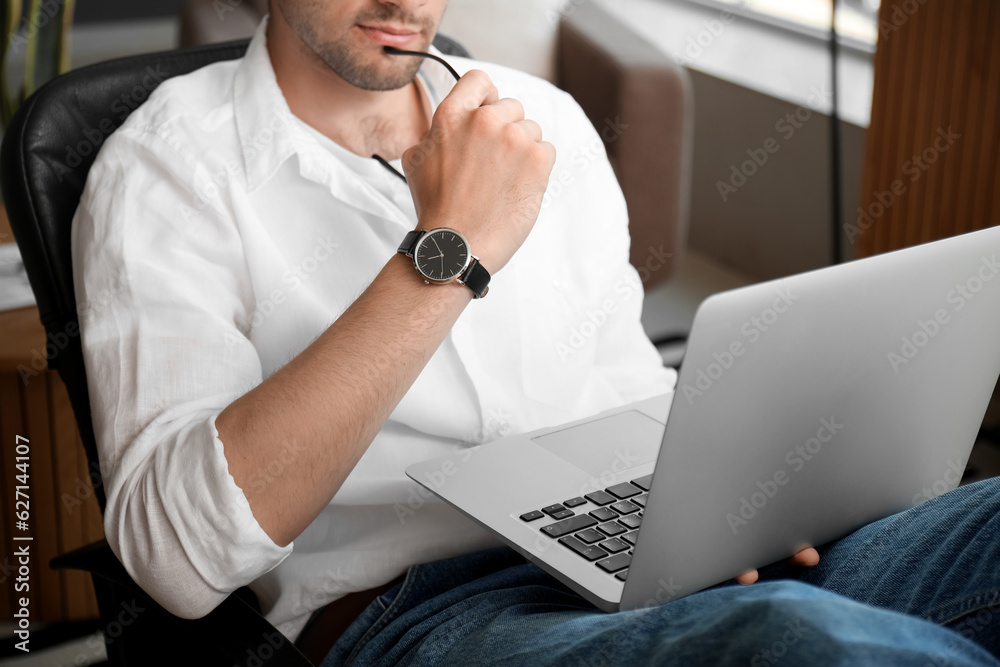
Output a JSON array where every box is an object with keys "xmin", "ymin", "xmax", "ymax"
[
  {"xmin": 52, "ymin": 540, "xmax": 313, "ymax": 666},
  {"xmin": 557, "ymin": 2, "xmax": 693, "ymax": 288}
]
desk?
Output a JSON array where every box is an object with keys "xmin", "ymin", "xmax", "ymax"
[{"xmin": 0, "ymin": 209, "xmax": 101, "ymax": 623}]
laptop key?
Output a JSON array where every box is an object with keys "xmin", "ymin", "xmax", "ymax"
[
  {"xmin": 559, "ymin": 535, "xmax": 609, "ymax": 561},
  {"xmin": 575, "ymin": 528, "xmax": 604, "ymax": 544},
  {"xmin": 631, "ymin": 474, "xmax": 653, "ymax": 491},
  {"xmin": 597, "ymin": 521, "xmax": 627, "ymax": 536},
  {"xmin": 615, "ymin": 569, "xmax": 629, "ymax": 581},
  {"xmin": 541, "ymin": 514, "xmax": 598, "ymax": 538},
  {"xmin": 596, "ymin": 553, "xmax": 632, "ymax": 573},
  {"xmin": 520, "ymin": 510, "xmax": 544, "ymax": 522},
  {"xmin": 610, "ymin": 500, "xmax": 639, "ymax": 515},
  {"xmin": 606, "ymin": 482, "xmax": 641, "ymax": 499},
  {"xmin": 619, "ymin": 514, "xmax": 642, "ymax": 529},
  {"xmin": 599, "ymin": 537, "xmax": 629, "ymax": 553},
  {"xmin": 622, "ymin": 530, "xmax": 640, "ymax": 545},
  {"xmin": 589, "ymin": 507, "xmax": 618, "ymax": 522},
  {"xmin": 550, "ymin": 509, "xmax": 575, "ymax": 520},
  {"xmin": 563, "ymin": 497, "xmax": 587, "ymax": 508},
  {"xmin": 584, "ymin": 490, "xmax": 616, "ymax": 506},
  {"xmin": 542, "ymin": 504, "xmax": 567, "ymax": 516},
  {"xmin": 632, "ymin": 494, "xmax": 648, "ymax": 508}
]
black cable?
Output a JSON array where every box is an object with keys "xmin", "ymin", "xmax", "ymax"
[
  {"xmin": 372, "ymin": 153, "xmax": 407, "ymax": 182},
  {"xmin": 372, "ymin": 46, "xmax": 462, "ymax": 181},
  {"xmin": 829, "ymin": 0, "xmax": 843, "ymax": 264},
  {"xmin": 383, "ymin": 45, "xmax": 461, "ymax": 82}
]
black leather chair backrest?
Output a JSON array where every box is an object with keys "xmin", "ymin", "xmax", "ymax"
[
  {"xmin": 0, "ymin": 34, "xmax": 469, "ymax": 514},
  {"xmin": 1, "ymin": 39, "xmax": 253, "ymax": 511}
]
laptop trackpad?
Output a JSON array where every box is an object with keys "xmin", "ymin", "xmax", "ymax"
[{"xmin": 531, "ymin": 411, "xmax": 664, "ymax": 477}]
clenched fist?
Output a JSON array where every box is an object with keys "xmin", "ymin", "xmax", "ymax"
[{"xmin": 402, "ymin": 69, "xmax": 557, "ymax": 274}]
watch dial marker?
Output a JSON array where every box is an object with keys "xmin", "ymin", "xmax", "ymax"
[{"xmin": 414, "ymin": 229, "xmax": 470, "ymax": 282}]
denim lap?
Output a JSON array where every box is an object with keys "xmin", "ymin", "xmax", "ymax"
[{"xmin": 323, "ymin": 477, "xmax": 1000, "ymax": 666}]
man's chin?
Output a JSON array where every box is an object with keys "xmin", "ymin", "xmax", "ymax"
[
  {"xmin": 348, "ymin": 68, "xmax": 422, "ymax": 92},
  {"xmin": 341, "ymin": 55, "xmax": 425, "ymax": 91}
]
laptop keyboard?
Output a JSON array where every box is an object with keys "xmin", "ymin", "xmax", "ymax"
[{"xmin": 519, "ymin": 474, "xmax": 652, "ymax": 582}]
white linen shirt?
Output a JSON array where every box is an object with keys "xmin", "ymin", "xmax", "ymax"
[{"xmin": 71, "ymin": 20, "xmax": 676, "ymax": 640}]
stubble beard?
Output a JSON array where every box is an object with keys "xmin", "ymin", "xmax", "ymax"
[{"xmin": 281, "ymin": 3, "xmax": 433, "ymax": 91}]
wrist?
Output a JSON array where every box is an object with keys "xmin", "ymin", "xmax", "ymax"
[
  {"xmin": 389, "ymin": 252, "xmax": 473, "ymax": 301},
  {"xmin": 397, "ymin": 227, "xmax": 491, "ymax": 299}
]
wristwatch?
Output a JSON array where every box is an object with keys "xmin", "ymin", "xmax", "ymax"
[{"xmin": 397, "ymin": 228, "xmax": 491, "ymax": 298}]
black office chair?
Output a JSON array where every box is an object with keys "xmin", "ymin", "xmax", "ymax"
[{"xmin": 1, "ymin": 34, "xmax": 469, "ymax": 666}]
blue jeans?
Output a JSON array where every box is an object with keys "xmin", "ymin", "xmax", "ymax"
[{"xmin": 322, "ymin": 477, "xmax": 1000, "ymax": 666}]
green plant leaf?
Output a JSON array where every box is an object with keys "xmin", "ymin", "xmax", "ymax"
[{"xmin": 1, "ymin": 0, "xmax": 25, "ymax": 128}]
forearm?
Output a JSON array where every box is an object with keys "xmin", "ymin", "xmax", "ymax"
[{"xmin": 217, "ymin": 251, "xmax": 471, "ymax": 545}]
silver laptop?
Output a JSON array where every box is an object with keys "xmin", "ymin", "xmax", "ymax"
[{"xmin": 406, "ymin": 225, "xmax": 1000, "ymax": 612}]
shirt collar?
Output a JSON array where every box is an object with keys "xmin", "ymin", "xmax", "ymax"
[
  {"xmin": 233, "ymin": 17, "xmax": 463, "ymax": 197},
  {"xmin": 233, "ymin": 18, "xmax": 300, "ymax": 194}
]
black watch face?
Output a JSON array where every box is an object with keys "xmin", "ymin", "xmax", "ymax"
[{"xmin": 414, "ymin": 229, "xmax": 470, "ymax": 282}]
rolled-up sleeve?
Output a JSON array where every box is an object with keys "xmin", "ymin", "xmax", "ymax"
[{"xmin": 71, "ymin": 125, "xmax": 292, "ymax": 619}]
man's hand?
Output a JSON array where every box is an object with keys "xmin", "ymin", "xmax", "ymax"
[
  {"xmin": 402, "ymin": 69, "xmax": 557, "ymax": 274},
  {"xmin": 735, "ymin": 547, "xmax": 820, "ymax": 585}
]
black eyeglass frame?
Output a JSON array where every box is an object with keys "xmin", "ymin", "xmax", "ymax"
[{"xmin": 371, "ymin": 46, "xmax": 462, "ymax": 183}]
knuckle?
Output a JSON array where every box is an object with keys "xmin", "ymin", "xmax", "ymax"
[
  {"xmin": 435, "ymin": 103, "xmax": 460, "ymax": 126},
  {"xmin": 530, "ymin": 142, "xmax": 556, "ymax": 171},
  {"xmin": 504, "ymin": 97, "xmax": 525, "ymax": 117},
  {"xmin": 470, "ymin": 106, "xmax": 496, "ymax": 132},
  {"xmin": 500, "ymin": 122, "xmax": 523, "ymax": 147},
  {"xmin": 464, "ymin": 69, "xmax": 495, "ymax": 93}
]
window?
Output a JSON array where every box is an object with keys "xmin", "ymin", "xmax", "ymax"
[{"xmin": 695, "ymin": 0, "xmax": 881, "ymax": 48}]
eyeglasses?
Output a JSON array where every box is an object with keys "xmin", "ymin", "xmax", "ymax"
[{"xmin": 371, "ymin": 46, "xmax": 461, "ymax": 184}]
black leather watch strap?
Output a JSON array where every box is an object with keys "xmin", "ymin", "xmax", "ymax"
[
  {"xmin": 459, "ymin": 258, "xmax": 491, "ymax": 299},
  {"xmin": 397, "ymin": 229, "xmax": 424, "ymax": 256}
]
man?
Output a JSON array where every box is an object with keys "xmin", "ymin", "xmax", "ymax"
[{"xmin": 72, "ymin": 0, "xmax": 1000, "ymax": 664}]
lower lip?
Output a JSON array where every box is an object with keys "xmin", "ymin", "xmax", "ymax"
[{"xmin": 358, "ymin": 26, "xmax": 419, "ymax": 48}]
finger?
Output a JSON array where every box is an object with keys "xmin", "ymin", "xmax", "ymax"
[
  {"xmin": 537, "ymin": 140, "xmax": 557, "ymax": 169},
  {"xmin": 448, "ymin": 69, "xmax": 499, "ymax": 110},
  {"xmin": 513, "ymin": 119, "xmax": 542, "ymax": 143},
  {"xmin": 788, "ymin": 547, "xmax": 820, "ymax": 567},
  {"xmin": 487, "ymin": 97, "xmax": 526, "ymax": 124},
  {"xmin": 735, "ymin": 569, "xmax": 759, "ymax": 585}
]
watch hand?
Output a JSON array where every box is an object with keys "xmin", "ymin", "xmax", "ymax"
[{"xmin": 432, "ymin": 237, "xmax": 443, "ymax": 255}]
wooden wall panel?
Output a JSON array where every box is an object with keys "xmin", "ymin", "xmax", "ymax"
[{"xmin": 857, "ymin": 0, "xmax": 1000, "ymax": 257}]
